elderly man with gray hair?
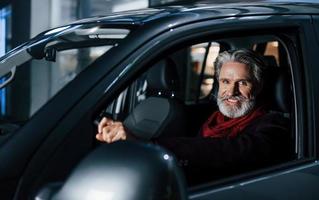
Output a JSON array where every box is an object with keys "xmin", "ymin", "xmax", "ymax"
[{"xmin": 96, "ymin": 49, "xmax": 292, "ymax": 184}]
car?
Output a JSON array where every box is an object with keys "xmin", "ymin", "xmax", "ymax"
[{"xmin": 0, "ymin": 0, "xmax": 319, "ymax": 199}]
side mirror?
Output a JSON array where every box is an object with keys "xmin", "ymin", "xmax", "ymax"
[{"xmin": 35, "ymin": 141, "xmax": 188, "ymax": 200}]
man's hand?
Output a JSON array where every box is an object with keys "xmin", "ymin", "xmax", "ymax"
[{"xmin": 96, "ymin": 117, "xmax": 128, "ymax": 143}]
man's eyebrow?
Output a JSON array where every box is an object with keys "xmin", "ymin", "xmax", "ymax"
[
  {"xmin": 218, "ymin": 78, "xmax": 252, "ymax": 82},
  {"xmin": 218, "ymin": 78, "xmax": 229, "ymax": 81},
  {"xmin": 237, "ymin": 78, "xmax": 253, "ymax": 82}
]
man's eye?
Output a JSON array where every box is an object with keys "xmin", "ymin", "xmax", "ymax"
[
  {"xmin": 221, "ymin": 80, "xmax": 229, "ymax": 84},
  {"xmin": 239, "ymin": 81, "xmax": 248, "ymax": 86}
]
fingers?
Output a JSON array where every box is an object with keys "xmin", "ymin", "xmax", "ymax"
[
  {"xmin": 98, "ymin": 117, "xmax": 113, "ymax": 134},
  {"xmin": 110, "ymin": 127, "xmax": 127, "ymax": 142},
  {"xmin": 102, "ymin": 125, "xmax": 116, "ymax": 143},
  {"xmin": 96, "ymin": 121, "xmax": 127, "ymax": 143},
  {"xmin": 96, "ymin": 132, "xmax": 104, "ymax": 142}
]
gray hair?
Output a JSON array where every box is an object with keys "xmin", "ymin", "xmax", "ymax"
[{"xmin": 214, "ymin": 49, "xmax": 266, "ymax": 91}]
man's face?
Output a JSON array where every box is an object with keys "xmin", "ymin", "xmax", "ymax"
[{"xmin": 217, "ymin": 61, "xmax": 256, "ymax": 118}]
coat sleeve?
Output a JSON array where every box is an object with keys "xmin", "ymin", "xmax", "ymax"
[{"xmin": 154, "ymin": 113, "xmax": 292, "ymax": 182}]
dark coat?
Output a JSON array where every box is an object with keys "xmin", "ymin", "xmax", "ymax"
[{"xmin": 155, "ymin": 113, "xmax": 293, "ymax": 185}]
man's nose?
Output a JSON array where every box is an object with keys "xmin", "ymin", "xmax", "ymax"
[{"xmin": 226, "ymin": 83, "xmax": 240, "ymax": 96}]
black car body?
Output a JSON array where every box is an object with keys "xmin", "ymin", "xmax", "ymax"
[{"xmin": 0, "ymin": 0, "xmax": 319, "ymax": 199}]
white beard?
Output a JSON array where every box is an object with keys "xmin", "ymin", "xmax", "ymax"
[{"xmin": 217, "ymin": 95, "xmax": 256, "ymax": 118}]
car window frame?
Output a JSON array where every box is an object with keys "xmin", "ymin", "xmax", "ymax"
[
  {"xmin": 11, "ymin": 14, "xmax": 315, "ymax": 198},
  {"xmin": 88, "ymin": 15, "xmax": 313, "ymax": 190}
]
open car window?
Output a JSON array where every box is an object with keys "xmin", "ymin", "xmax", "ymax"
[
  {"xmin": 0, "ymin": 24, "xmax": 134, "ymax": 134},
  {"xmin": 97, "ymin": 33, "xmax": 297, "ymax": 186}
]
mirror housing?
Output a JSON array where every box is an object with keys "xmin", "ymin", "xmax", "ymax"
[{"xmin": 35, "ymin": 141, "xmax": 188, "ymax": 200}]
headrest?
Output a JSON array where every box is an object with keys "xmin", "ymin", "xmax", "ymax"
[
  {"xmin": 262, "ymin": 66, "xmax": 292, "ymax": 113},
  {"xmin": 146, "ymin": 58, "xmax": 179, "ymax": 97},
  {"xmin": 263, "ymin": 55, "xmax": 278, "ymax": 68},
  {"xmin": 270, "ymin": 68, "xmax": 292, "ymax": 113},
  {"xmin": 254, "ymin": 55, "xmax": 292, "ymax": 113}
]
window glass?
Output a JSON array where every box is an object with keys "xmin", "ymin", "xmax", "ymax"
[
  {"xmin": 264, "ymin": 41, "xmax": 279, "ymax": 65},
  {"xmin": 0, "ymin": 24, "xmax": 132, "ymax": 126},
  {"xmin": 185, "ymin": 42, "xmax": 220, "ymax": 103},
  {"xmin": 30, "ymin": 46, "xmax": 111, "ymax": 115},
  {"xmin": 0, "ymin": 5, "xmax": 11, "ymax": 117},
  {"xmin": 200, "ymin": 43, "xmax": 219, "ymax": 99},
  {"xmin": 49, "ymin": 0, "xmax": 149, "ymax": 27},
  {"xmin": 185, "ymin": 43, "xmax": 208, "ymax": 103}
]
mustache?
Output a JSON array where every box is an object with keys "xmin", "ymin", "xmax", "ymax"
[{"xmin": 218, "ymin": 95, "xmax": 249, "ymax": 102}]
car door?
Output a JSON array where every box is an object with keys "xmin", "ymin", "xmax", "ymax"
[
  {"xmin": 67, "ymin": 13, "xmax": 316, "ymax": 199},
  {"xmin": 3, "ymin": 10, "xmax": 318, "ymax": 200},
  {"xmin": 87, "ymin": 14, "xmax": 317, "ymax": 199}
]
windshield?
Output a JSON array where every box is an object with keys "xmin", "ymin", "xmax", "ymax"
[{"xmin": 0, "ymin": 23, "xmax": 132, "ymax": 131}]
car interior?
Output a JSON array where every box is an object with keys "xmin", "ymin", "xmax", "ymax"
[
  {"xmin": 13, "ymin": 32, "xmax": 299, "ymax": 199},
  {"xmin": 93, "ymin": 34, "xmax": 296, "ymax": 186},
  {"xmin": 14, "ymin": 32, "xmax": 297, "ymax": 199}
]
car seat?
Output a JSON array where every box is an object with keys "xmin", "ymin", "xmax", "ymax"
[
  {"xmin": 261, "ymin": 55, "xmax": 292, "ymax": 115},
  {"xmin": 123, "ymin": 58, "xmax": 187, "ymax": 140}
]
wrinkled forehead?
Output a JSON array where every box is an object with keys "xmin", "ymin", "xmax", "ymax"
[{"xmin": 219, "ymin": 61, "xmax": 253, "ymax": 81}]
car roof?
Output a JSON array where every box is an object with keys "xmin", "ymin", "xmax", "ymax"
[
  {"xmin": 71, "ymin": 1, "xmax": 319, "ymax": 26},
  {"xmin": 4, "ymin": 0, "xmax": 319, "ymax": 66}
]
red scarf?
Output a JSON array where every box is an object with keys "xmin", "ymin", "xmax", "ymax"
[{"xmin": 201, "ymin": 106, "xmax": 266, "ymax": 139}]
